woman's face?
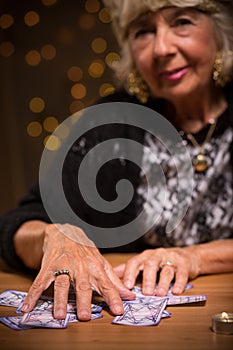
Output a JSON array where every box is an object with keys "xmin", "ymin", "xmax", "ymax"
[{"xmin": 128, "ymin": 7, "xmax": 218, "ymax": 102}]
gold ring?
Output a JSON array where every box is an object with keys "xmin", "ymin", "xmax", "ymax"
[{"xmin": 160, "ymin": 261, "xmax": 175, "ymax": 269}]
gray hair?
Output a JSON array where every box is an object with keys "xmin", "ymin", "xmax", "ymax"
[{"xmin": 103, "ymin": 0, "xmax": 233, "ymax": 86}]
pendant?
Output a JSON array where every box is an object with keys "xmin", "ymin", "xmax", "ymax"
[{"xmin": 192, "ymin": 154, "xmax": 209, "ymax": 172}]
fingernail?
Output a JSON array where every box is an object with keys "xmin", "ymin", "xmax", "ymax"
[
  {"xmin": 173, "ymin": 287, "xmax": 181, "ymax": 294},
  {"xmin": 21, "ymin": 304, "xmax": 29, "ymax": 312},
  {"xmin": 79, "ymin": 311, "xmax": 90, "ymax": 321},
  {"xmin": 114, "ymin": 304, "xmax": 123, "ymax": 314},
  {"xmin": 156, "ymin": 288, "xmax": 165, "ymax": 296},
  {"xmin": 143, "ymin": 287, "xmax": 153, "ymax": 295},
  {"xmin": 124, "ymin": 280, "xmax": 132, "ymax": 289}
]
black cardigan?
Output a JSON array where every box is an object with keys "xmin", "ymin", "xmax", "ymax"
[{"xmin": 1, "ymin": 85, "xmax": 233, "ymax": 271}]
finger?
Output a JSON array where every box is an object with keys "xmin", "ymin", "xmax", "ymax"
[
  {"xmin": 156, "ymin": 266, "xmax": 176, "ymax": 296},
  {"xmin": 172, "ymin": 268, "xmax": 189, "ymax": 295},
  {"xmin": 53, "ymin": 274, "xmax": 70, "ymax": 319},
  {"xmin": 142, "ymin": 262, "xmax": 159, "ymax": 295},
  {"xmin": 123, "ymin": 259, "xmax": 142, "ymax": 289},
  {"xmin": 75, "ymin": 279, "xmax": 93, "ymax": 321},
  {"xmin": 104, "ymin": 262, "xmax": 135, "ymax": 300},
  {"xmin": 113, "ymin": 264, "xmax": 126, "ymax": 278},
  {"xmin": 100, "ymin": 284, "xmax": 124, "ymax": 315},
  {"xmin": 95, "ymin": 270, "xmax": 124, "ymax": 315}
]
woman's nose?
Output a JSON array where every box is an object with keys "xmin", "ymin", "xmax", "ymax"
[{"xmin": 153, "ymin": 29, "xmax": 176, "ymax": 58}]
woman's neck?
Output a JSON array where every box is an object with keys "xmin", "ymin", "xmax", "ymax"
[{"xmin": 164, "ymin": 88, "xmax": 228, "ymax": 134}]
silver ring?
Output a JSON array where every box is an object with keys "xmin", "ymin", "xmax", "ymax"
[
  {"xmin": 160, "ymin": 261, "xmax": 175, "ymax": 269},
  {"xmin": 54, "ymin": 269, "xmax": 70, "ymax": 277}
]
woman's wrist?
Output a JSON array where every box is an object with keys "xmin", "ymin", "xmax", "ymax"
[{"xmin": 14, "ymin": 220, "xmax": 47, "ymax": 269}]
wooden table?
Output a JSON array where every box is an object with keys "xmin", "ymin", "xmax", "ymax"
[{"xmin": 0, "ymin": 254, "xmax": 232, "ymax": 350}]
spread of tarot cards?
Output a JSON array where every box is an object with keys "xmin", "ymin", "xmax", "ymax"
[{"xmin": 0, "ymin": 284, "xmax": 206, "ymax": 329}]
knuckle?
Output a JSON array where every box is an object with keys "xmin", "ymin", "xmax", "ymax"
[{"xmin": 76, "ymin": 281, "xmax": 92, "ymax": 292}]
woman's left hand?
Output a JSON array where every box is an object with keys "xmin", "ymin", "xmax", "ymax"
[{"xmin": 113, "ymin": 247, "xmax": 200, "ymax": 296}]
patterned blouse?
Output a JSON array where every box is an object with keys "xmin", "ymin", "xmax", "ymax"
[{"xmin": 139, "ymin": 109, "xmax": 233, "ymax": 247}]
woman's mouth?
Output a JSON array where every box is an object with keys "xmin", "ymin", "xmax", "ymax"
[{"xmin": 160, "ymin": 66, "xmax": 190, "ymax": 81}]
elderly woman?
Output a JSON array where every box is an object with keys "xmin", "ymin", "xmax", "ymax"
[{"xmin": 0, "ymin": 0, "xmax": 233, "ymax": 322}]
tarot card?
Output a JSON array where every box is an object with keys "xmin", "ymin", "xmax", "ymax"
[
  {"xmin": 68, "ymin": 313, "xmax": 103, "ymax": 323},
  {"xmin": 0, "ymin": 290, "xmax": 27, "ymax": 308},
  {"xmin": 0, "ymin": 316, "xmax": 32, "ymax": 330},
  {"xmin": 112, "ymin": 298, "xmax": 168, "ymax": 326},
  {"xmin": 20, "ymin": 311, "xmax": 69, "ymax": 328}
]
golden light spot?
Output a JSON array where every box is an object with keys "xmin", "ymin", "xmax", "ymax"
[
  {"xmin": 67, "ymin": 66, "xmax": 83, "ymax": 82},
  {"xmin": 58, "ymin": 27, "xmax": 74, "ymax": 45},
  {"xmin": 69, "ymin": 100, "xmax": 85, "ymax": 114},
  {"xmin": 99, "ymin": 83, "xmax": 115, "ymax": 97},
  {"xmin": 105, "ymin": 52, "xmax": 120, "ymax": 68},
  {"xmin": 0, "ymin": 14, "xmax": 14, "ymax": 29},
  {"xmin": 29, "ymin": 97, "xmax": 45, "ymax": 113},
  {"xmin": 0, "ymin": 41, "xmax": 14, "ymax": 57},
  {"xmin": 78, "ymin": 14, "xmax": 95, "ymax": 30},
  {"xmin": 41, "ymin": 44, "xmax": 56, "ymax": 60},
  {"xmin": 98, "ymin": 8, "xmax": 111, "ymax": 23},
  {"xmin": 88, "ymin": 60, "xmax": 105, "ymax": 78},
  {"xmin": 25, "ymin": 50, "xmax": 41, "ymax": 66},
  {"xmin": 27, "ymin": 121, "xmax": 43, "ymax": 137},
  {"xmin": 24, "ymin": 11, "xmax": 40, "ymax": 27},
  {"xmin": 91, "ymin": 37, "xmax": 107, "ymax": 54},
  {"xmin": 43, "ymin": 116, "xmax": 59, "ymax": 132},
  {"xmin": 42, "ymin": 0, "xmax": 57, "ymax": 5},
  {"xmin": 44, "ymin": 135, "xmax": 61, "ymax": 151},
  {"xmin": 85, "ymin": 0, "xmax": 100, "ymax": 13},
  {"xmin": 71, "ymin": 110, "xmax": 85, "ymax": 125},
  {"xmin": 71, "ymin": 83, "xmax": 87, "ymax": 99},
  {"xmin": 56, "ymin": 124, "xmax": 69, "ymax": 139}
]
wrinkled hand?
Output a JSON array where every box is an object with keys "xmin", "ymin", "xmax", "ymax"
[
  {"xmin": 22, "ymin": 224, "xmax": 135, "ymax": 320},
  {"xmin": 114, "ymin": 247, "xmax": 200, "ymax": 296}
]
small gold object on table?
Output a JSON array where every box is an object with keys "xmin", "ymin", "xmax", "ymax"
[{"xmin": 212, "ymin": 312, "xmax": 233, "ymax": 334}]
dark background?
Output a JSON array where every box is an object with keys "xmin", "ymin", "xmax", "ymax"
[{"xmin": 0, "ymin": 0, "xmax": 119, "ymax": 214}]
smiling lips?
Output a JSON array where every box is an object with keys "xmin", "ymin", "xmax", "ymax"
[{"xmin": 160, "ymin": 66, "xmax": 190, "ymax": 81}]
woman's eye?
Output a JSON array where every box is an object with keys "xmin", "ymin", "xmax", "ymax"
[
  {"xmin": 134, "ymin": 28, "xmax": 154, "ymax": 38},
  {"xmin": 175, "ymin": 18, "xmax": 192, "ymax": 26}
]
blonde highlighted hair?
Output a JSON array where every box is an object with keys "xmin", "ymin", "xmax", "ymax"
[{"xmin": 103, "ymin": 0, "xmax": 233, "ymax": 86}]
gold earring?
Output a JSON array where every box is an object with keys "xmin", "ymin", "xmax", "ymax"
[
  {"xmin": 213, "ymin": 51, "xmax": 231, "ymax": 87},
  {"xmin": 126, "ymin": 69, "xmax": 149, "ymax": 104}
]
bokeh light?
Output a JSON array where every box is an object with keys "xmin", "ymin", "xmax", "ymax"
[
  {"xmin": 44, "ymin": 135, "xmax": 61, "ymax": 151},
  {"xmin": 69, "ymin": 100, "xmax": 85, "ymax": 114},
  {"xmin": 98, "ymin": 8, "xmax": 112, "ymax": 23},
  {"xmin": 105, "ymin": 52, "xmax": 120, "ymax": 68},
  {"xmin": 0, "ymin": 14, "xmax": 14, "ymax": 29},
  {"xmin": 78, "ymin": 14, "xmax": 95, "ymax": 30},
  {"xmin": 24, "ymin": 11, "xmax": 40, "ymax": 27},
  {"xmin": 99, "ymin": 83, "xmax": 115, "ymax": 97},
  {"xmin": 29, "ymin": 97, "xmax": 45, "ymax": 113},
  {"xmin": 41, "ymin": 44, "xmax": 56, "ymax": 60},
  {"xmin": 85, "ymin": 0, "xmax": 100, "ymax": 13},
  {"xmin": 88, "ymin": 60, "xmax": 105, "ymax": 78},
  {"xmin": 25, "ymin": 50, "xmax": 41, "ymax": 66},
  {"xmin": 27, "ymin": 121, "xmax": 43, "ymax": 137},
  {"xmin": 43, "ymin": 116, "xmax": 59, "ymax": 132},
  {"xmin": 0, "ymin": 41, "xmax": 14, "ymax": 57},
  {"xmin": 67, "ymin": 66, "xmax": 83, "ymax": 82},
  {"xmin": 71, "ymin": 83, "xmax": 87, "ymax": 99},
  {"xmin": 91, "ymin": 37, "xmax": 107, "ymax": 54}
]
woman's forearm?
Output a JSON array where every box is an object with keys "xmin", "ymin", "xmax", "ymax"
[
  {"xmin": 185, "ymin": 239, "xmax": 233, "ymax": 275},
  {"xmin": 13, "ymin": 220, "xmax": 47, "ymax": 270}
]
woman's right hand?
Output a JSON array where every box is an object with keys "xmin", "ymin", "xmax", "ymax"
[{"xmin": 21, "ymin": 223, "xmax": 135, "ymax": 320}]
